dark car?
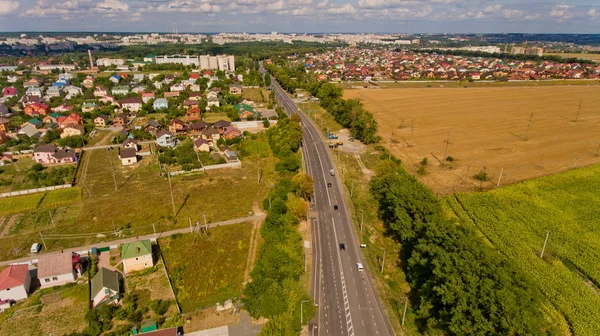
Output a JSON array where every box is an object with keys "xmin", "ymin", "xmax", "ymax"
[
  {"xmin": 327, "ymin": 183, "xmax": 332, "ymax": 188},
  {"xmin": 339, "ymin": 243, "xmax": 345, "ymax": 250},
  {"xmin": 333, "ymin": 204, "xmax": 338, "ymax": 210}
]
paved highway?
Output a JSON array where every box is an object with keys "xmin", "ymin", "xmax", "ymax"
[{"xmin": 262, "ymin": 63, "xmax": 394, "ymax": 336}]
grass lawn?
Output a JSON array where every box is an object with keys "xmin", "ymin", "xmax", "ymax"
[
  {"xmin": 0, "ymin": 134, "xmax": 277, "ymax": 262},
  {"xmin": 339, "ymin": 79, "xmax": 600, "ymax": 89},
  {"xmin": 0, "ymin": 282, "xmax": 89, "ymax": 335},
  {"xmin": 160, "ymin": 223, "xmax": 253, "ymax": 312},
  {"xmin": 203, "ymin": 112, "xmax": 230, "ymax": 123},
  {"xmin": 242, "ymin": 88, "xmax": 267, "ymax": 103},
  {"xmin": 547, "ymin": 52, "xmax": 600, "ymax": 63},
  {"xmin": 85, "ymin": 129, "xmax": 116, "ymax": 147},
  {"xmin": 125, "ymin": 259, "xmax": 179, "ymax": 316}
]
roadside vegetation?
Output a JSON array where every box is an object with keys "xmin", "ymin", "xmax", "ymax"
[{"xmin": 242, "ymin": 112, "xmax": 316, "ymax": 335}]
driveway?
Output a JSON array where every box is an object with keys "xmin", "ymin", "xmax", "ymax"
[{"xmin": 228, "ymin": 311, "xmax": 262, "ymax": 336}]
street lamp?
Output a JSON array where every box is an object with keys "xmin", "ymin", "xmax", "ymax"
[
  {"xmin": 359, "ymin": 209, "xmax": 364, "ymax": 233},
  {"xmin": 300, "ymin": 300, "xmax": 312, "ymax": 328}
]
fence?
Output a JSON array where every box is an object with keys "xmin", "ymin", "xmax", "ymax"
[
  {"xmin": 0, "ymin": 184, "xmax": 72, "ymax": 198},
  {"xmin": 4, "ymin": 150, "xmax": 34, "ymax": 155},
  {"xmin": 168, "ymin": 160, "xmax": 241, "ymax": 176}
]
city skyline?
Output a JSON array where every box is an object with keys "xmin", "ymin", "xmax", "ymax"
[{"xmin": 0, "ymin": 0, "xmax": 598, "ymax": 34}]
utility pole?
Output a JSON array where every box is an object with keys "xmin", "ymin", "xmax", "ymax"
[
  {"xmin": 524, "ymin": 112, "xmax": 534, "ymax": 141},
  {"xmin": 574, "ymin": 99, "xmax": 582, "ymax": 122},
  {"xmin": 106, "ymin": 150, "xmax": 118, "ymax": 191},
  {"xmin": 539, "ymin": 153, "xmax": 545, "ymax": 169},
  {"xmin": 189, "ymin": 217, "xmax": 193, "ymax": 233},
  {"xmin": 408, "ymin": 119, "xmax": 415, "ymax": 147},
  {"xmin": 496, "ymin": 167, "xmax": 504, "ymax": 187},
  {"xmin": 360, "ymin": 209, "xmax": 364, "ymax": 233},
  {"xmin": 443, "ymin": 129, "xmax": 451, "ymax": 160},
  {"xmin": 39, "ymin": 232, "xmax": 48, "ymax": 251},
  {"xmin": 166, "ymin": 172, "xmax": 176, "ymax": 217},
  {"xmin": 381, "ymin": 248, "xmax": 386, "ymax": 274},
  {"xmin": 350, "ymin": 181, "xmax": 354, "ymax": 198},
  {"xmin": 596, "ymin": 142, "xmax": 600, "ymax": 157},
  {"xmin": 540, "ymin": 231, "xmax": 550, "ymax": 258},
  {"xmin": 48, "ymin": 210, "xmax": 56, "ymax": 228},
  {"xmin": 112, "ymin": 219, "xmax": 116, "ymax": 235},
  {"xmin": 152, "ymin": 223, "xmax": 157, "ymax": 239},
  {"xmin": 256, "ymin": 149, "xmax": 261, "ymax": 184},
  {"xmin": 401, "ymin": 297, "xmax": 408, "ymax": 326}
]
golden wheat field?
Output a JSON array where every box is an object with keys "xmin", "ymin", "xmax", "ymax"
[{"xmin": 345, "ymin": 86, "xmax": 600, "ymax": 194}]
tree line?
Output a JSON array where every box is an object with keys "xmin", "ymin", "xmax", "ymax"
[
  {"xmin": 265, "ymin": 63, "xmax": 380, "ymax": 144},
  {"xmin": 370, "ymin": 161, "xmax": 550, "ymax": 335},
  {"xmin": 242, "ymin": 112, "xmax": 316, "ymax": 335}
]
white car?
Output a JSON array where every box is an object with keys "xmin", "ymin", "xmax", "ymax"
[
  {"xmin": 30, "ymin": 243, "xmax": 42, "ymax": 254},
  {"xmin": 356, "ymin": 263, "xmax": 364, "ymax": 272}
]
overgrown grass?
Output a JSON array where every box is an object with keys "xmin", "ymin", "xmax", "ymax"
[
  {"xmin": 160, "ymin": 223, "xmax": 253, "ymax": 312},
  {"xmin": 0, "ymin": 282, "xmax": 88, "ymax": 335},
  {"xmin": 0, "ymin": 187, "xmax": 82, "ymax": 217}
]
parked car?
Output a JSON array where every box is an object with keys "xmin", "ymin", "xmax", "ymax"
[
  {"xmin": 339, "ymin": 243, "xmax": 345, "ymax": 250},
  {"xmin": 30, "ymin": 243, "xmax": 42, "ymax": 253}
]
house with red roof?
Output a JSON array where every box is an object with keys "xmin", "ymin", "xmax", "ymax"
[
  {"xmin": 58, "ymin": 113, "xmax": 83, "ymax": 129},
  {"xmin": 0, "ymin": 264, "xmax": 31, "ymax": 302},
  {"xmin": 2, "ymin": 87, "xmax": 18, "ymax": 97}
]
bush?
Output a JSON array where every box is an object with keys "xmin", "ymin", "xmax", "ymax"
[
  {"xmin": 417, "ymin": 166, "xmax": 427, "ymax": 176},
  {"xmin": 150, "ymin": 299, "xmax": 170, "ymax": 316},
  {"xmin": 420, "ymin": 157, "xmax": 428, "ymax": 166},
  {"xmin": 474, "ymin": 169, "xmax": 489, "ymax": 181},
  {"xmin": 445, "ymin": 156, "xmax": 454, "ymax": 162}
]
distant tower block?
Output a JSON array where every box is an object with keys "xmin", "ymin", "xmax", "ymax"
[{"xmin": 88, "ymin": 49, "xmax": 94, "ymax": 69}]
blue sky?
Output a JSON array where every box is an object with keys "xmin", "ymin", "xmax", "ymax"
[{"xmin": 0, "ymin": 0, "xmax": 598, "ymax": 33}]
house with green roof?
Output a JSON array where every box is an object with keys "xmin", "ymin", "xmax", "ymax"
[
  {"xmin": 121, "ymin": 239, "xmax": 154, "ymax": 275},
  {"xmin": 91, "ymin": 267, "xmax": 121, "ymax": 307},
  {"xmin": 235, "ymin": 103, "xmax": 258, "ymax": 120},
  {"xmin": 25, "ymin": 118, "xmax": 43, "ymax": 129}
]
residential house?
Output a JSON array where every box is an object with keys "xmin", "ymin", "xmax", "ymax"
[
  {"xmin": 229, "ymin": 84, "xmax": 242, "ymax": 95},
  {"xmin": 189, "ymin": 84, "xmax": 201, "ymax": 91},
  {"xmin": 201, "ymin": 127, "xmax": 220, "ymax": 142},
  {"xmin": 121, "ymin": 98, "xmax": 142, "ymax": 112},
  {"xmin": 100, "ymin": 95, "xmax": 116, "ymax": 105},
  {"xmin": 119, "ymin": 147, "xmax": 138, "ymax": 166},
  {"xmin": 82, "ymin": 102, "xmax": 98, "ymax": 113},
  {"xmin": 223, "ymin": 126, "xmax": 242, "ymax": 140},
  {"xmin": 0, "ymin": 265, "xmax": 31, "ymax": 303},
  {"xmin": 112, "ymin": 113, "xmax": 128, "ymax": 127},
  {"xmin": 132, "ymin": 86, "xmax": 146, "ymax": 94},
  {"xmin": 188, "ymin": 92, "xmax": 203, "ymax": 101},
  {"xmin": 185, "ymin": 107, "xmax": 201, "ymax": 121},
  {"xmin": 33, "ymin": 145, "xmax": 77, "ymax": 165},
  {"xmin": 52, "ymin": 104, "xmax": 73, "ymax": 113},
  {"xmin": 82, "ymin": 76, "xmax": 94, "ymax": 88},
  {"xmin": 18, "ymin": 124, "xmax": 41, "ymax": 138},
  {"xmin": 94, "ymin": 86, "xmax": 108, "ymax": 97},
  {"xmin": 65, "ymin": 86, "xmax": 83, "ymax": 98},
  {"xmin": 0, "ymin": 131, "xmax": 8, "ymax": 145},
  {"xmin": 133, "ymin": 74, "xmax": 144, "ymax": 82},
  {"xmin": 23, "ymin": 78, "xmax": 43, "ymax": 88},
  {"xmin": 60, "ymin": 125, "xmax": 85, "ymax": 138},
  {"xmin": 188, "ymin": 121, "xmax": 208, "ymax": 137},
  {"xmin": 91, "ymin": 268, "xmax": 121, "ymax": 308},
  {"xmin": 168, "ymin": 118, "xmax": 188, "ymax": 134},
  {"xmin": 58, "ymin": 73, "xmax": 74, "ymax": 80},
  {"xmin": 37, "ymin": 252, "xmax": 81, "ymax": 289},
  {"xmin": 94, "ymin": 114, "xmax": 110, "ymax": 128},
  {"xmin": 169, "ymin": 83, "xmax": 185, "ymax": 92},
  {"xmin": 121, "ymin": 240, "xmax": 154, "ymax": 275},
  {"xmin": 207, "ymin": 96, "xmax": 220, "ymax": 108},
  {"xmin": 183, "ymin": 99, "xmax": 197, "ymax": 109},
  {"xmin": 213, "ymin": 120, "xmax": 231, "ymax": 134},
  {"xmin": 112, "ymin": 86, "xmax": 129, "ymax": 96},
  {"xmin": 142, "ymin": 92, "xmax": 155, "ymax": 104},
  {"xmin": 0, "ymin": 153, "xmax": 14, "ymax": 165},
  {"xmin": 43, "ymin": 113, "xmax": 61, "ymax": 124},
  {"xmin": 194, "ymin": 138, "xmax": 210, "ymax": 152},
  {"xmin": 122, "ymin": 138, "xmax": 138, "ymax": 150},
  {"xmin": 0, "ymin": 117, "xmax": 10, "ymax": 132},
  {"xmin": 0, "ymin": 103, "xmax": 11, "ymax": 118},
  {"xmin": 2, "ymin": 87, "xmax": 18, "ymax": 97},
  {"xmin": 26, "ymin": 87, "xmax": 44, "ymax": 97},
  {"xmin": 23, "ymin": 118, "xmax": 43, "ymax": 129},
  {"xmin": 153, "ymin": 98, "xmax": 168, "ymax": 110},
  {"xmin": 22, "ymin": 95, "xmax": 41, "ymax": 107},
  {"xmin": 6, "ymin": 75, "xmax": 17, "ymax": 83},
  {"xmin": 46, "ymin": 86, "xmax": 62, "ymax": 98},
  {"xmin": 58, "ymin": 113, "xmax": 83, "ymax": 128},
  {"xmin": 145, "ymin": 120, "xmax": 161, "ymax": 134},
  {"xmin": 163, "ymin": 91, "xmax": 180, "ymax": 99},
  {"xmin": 24, "ymin": 102, "xmax": 49, "ymax": 117},
  {"xmin": 156, "ymin": 130, "xmax": 177, "ymax": 148},
  {"xmin": 109, "ymin": 75, "xmax": 121, "ymax": 84},
  {"xmin": 235, "ymin": 103, "xmax": 257, "ymax": 120}
]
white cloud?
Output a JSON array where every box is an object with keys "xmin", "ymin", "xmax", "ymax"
[
  {"xmin": 0, "ymin": 0, "xmax": 19, "ymax": 15},
  {"xmin": 96, "ymin": 0, "xmax": 128, "ymax": 13},
  {"xmin": 588, "ymin": 8, "xmax": 597, "ymax": 18},
  {"xmin": 144, "ymin": 0, "xmax": 222, "ymax": 13},
  {"xmin": 324, "ymin": 3, "xmax": 356, "ymax": 14},
  {"xmin": 550, "ymin": 3, "xmax": 574, "ymax": 20}
]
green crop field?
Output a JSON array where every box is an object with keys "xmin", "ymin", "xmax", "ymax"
[
  {"xmin": 160, "ymin": 223, "xmax": 253, "ymax": 312},
  {"xmin": 443, "ymin": 164, "xmax": 600, "ymax": 335}
]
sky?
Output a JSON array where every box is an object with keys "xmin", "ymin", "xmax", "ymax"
[{"xmin": 0, "ymin": 0, "xmax": 599, "ymax": 34}]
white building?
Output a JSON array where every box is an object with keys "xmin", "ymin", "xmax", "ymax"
[
  {"xmin": 154, "ymin": 55, "xmax": 199, "ymax": 66},
  {"xmin": 37, "ymin": 252, "xmax": 80, "ymax": 289},
  {"xmin": 96, "ymin": 58, "xmax": 126, "ymax": 67},
  {"xmin": 199, "ymin": 55, "xmax": 235, "ymax": 72},
  {"xmin": 0, "ymin": 265, "xmax": 31, "ymax": 302}
]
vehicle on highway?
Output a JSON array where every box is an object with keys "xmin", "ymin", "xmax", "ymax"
[
  {"xmin": 356, "ymin": 263, "xmax": 364, "ymax": 272},
  {"xmin": 329, "ymin": 169, "xmax": 335, "ymax": 176},
  {"xmin": 333, "ymin": 204, "xmax": 338, "ymax": 211},
  {"xmin": 327, "ymin": 182, "xmax": 332, "ymax": 188},
  {"xmin": 339, "ymin": 243, "xmax": 345, "ymax": 250},
  {"xmin": 360, "ymin": 244, "xmax": 367, "ymax": 248}
]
